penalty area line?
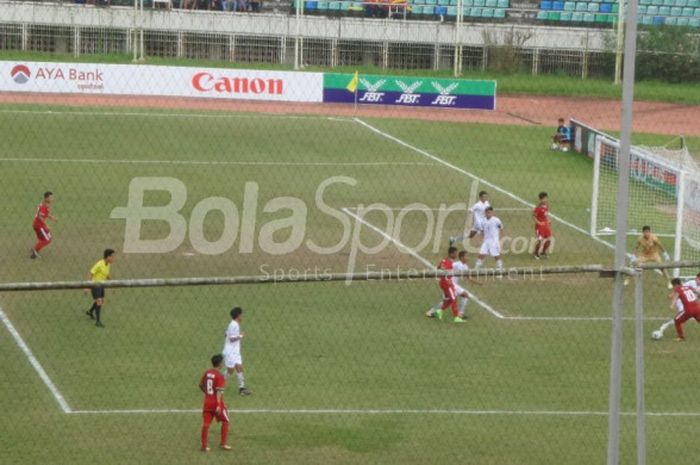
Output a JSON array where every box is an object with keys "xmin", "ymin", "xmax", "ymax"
[
  {"xmin": 0, "ymin": 307, "xmax": 72, "ymax": 413},
  {"xmin": 352, "ymin": 118, "xmax": 616, "ymax": 254},
  {"xmin": 0, "ymin": 158, "xmax": 437, "ymax": 167},
  {"xmin": 340, "ymin": 208, "xmax": 506, "ymax": 320}
]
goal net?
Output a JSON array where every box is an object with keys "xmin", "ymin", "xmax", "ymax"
[{"xmin": 591, "ymin": 135, "xmax": 700, "ymax": 272}]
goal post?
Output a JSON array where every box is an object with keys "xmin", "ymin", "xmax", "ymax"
[{"xmin": 589, "ymin": 133, "xmax": 700, "ymax": 276}]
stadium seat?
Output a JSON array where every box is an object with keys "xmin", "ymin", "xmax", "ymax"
[
  {"xmin": 641, "ymin": 14, "xmax": 653, "ymax": 22},
  {"xmin": 561, "ymin": 10, "xmax": 573, "ymax": 19},
  {"xmin": 663, "ymin": 0, "xmax": 673, "ymax": 5},
  {"xmin": 482, "ymin": 6, "xmax": 494, "ymax": 15},
  {"xmin": 646, "ymin": 5, "xmax": 658, "ymax": 13},
  {"xmin": 677, "ymin": 16, "xmax": 690, "ymax": 23},
  {"xmin": 494, "ymin": 7, "xmax": 507, "ymax": 16},
  {"xmin": 576, "ymin": 1, "xmax": 587, "ymax": 10},
  {"xmin": 638, "ymin": 5, "xmax": 647, "ymax": 13},
  {"xmin": 317, "ymin": 1, "xmax": 329, "ymax": 9},
  {"xmin": 548, "ymin": 10, "xmax": 562, "ymax": 18},
  {"xmin": 677, "ymin": 0, "xmax": 688, "ymax": 6},
  {"xmin": 651, "ymin": 0, "xmax": 662, "ymax": 5},
  {"xmin": 564, "ymin": 1, "xmax": 575, "ymax": 10},
  {"xmin": 696, "ymin": 7, "xmax": 700, "ymax": 15},
  {"xmin": 474, "ymin": 0, "xmax": 485, "ymax": 6},
  {"xmin": 463, "ymin": 0, "xmax": 474, "ymax": 6},
  {"xmin": 682, "ymin": 6, "xmax": 694, "ymax": 14},
  {"xmin": 485, "ymin": 0, "xmax": 497, "ymax": 6},
  {"xmin": 537, "ymin": 9, "xmax": 549, "ymax": 18},
  {"xmin": 583, "ymin": 11, "xmax": 595, "ymax": 20},
  {"xmin": 304, "ymin": 0, "xmax": 318, "ymax": 10},
  {"xmin": 640, "ymin": 0, "xmax": 652, "ymax": 4},
  {"xmin": 328, "ymin": 1, "xmax": 340, "ymax": 9},
  {"xmin": 435, "ymin": 5, "xmax": 448, "ymax": 14},
  {"xmin": 471, "ymin": 6, "xmax": 483, "ymax": 14},
  {"xmin": 425, "ymin": 0, "xmax": 437, "ymax": 5},
  {"xmin": 497, "ymin": 0, "xmax": 509, "ymax": 7},
  {"xmin": 438, "ymin": 0, "xmax": 450, "ymax": 5},
  {"xmin": 690, "ymin": 16, "xmax": 700, "ymax": 25},
  {"xmin": 552, "ymin": 0, "xmax": 565, "ymax": 9},
  {"xmin": 611, "ymin": 3, "xmax": 619, "ymax": 12},
  {"xmin": 587, "ymin": 2, "xmax": 599, "ymax": 11},
  {"xmin": 690, "ymin": 0, "xmax": 700, "ymax": 6},
  {"xmin": 666, "ymin": 15, "xmax": 678, "ymax": 24},
  {"xmin": 446, "ymin": 4, "xmax": 457, "ymax": 14},
  {"xmin": 653, "ymin": 15, "xmax": 665, "ymax": 24},
  {"xmin": 541, "ymin": 0, "xmax": 553, "ymax": 8},
  {"xmin": 670, "ymin": 6, "xmax": 682, "ymax": 14},
  {"xmin": 571, "ymin": 11, "xmax": 583, "ymax": 19},
  {"xmin": 599, "ymin": 2, "xmax": 612, "ymax": 12},
  {"xmin": 658, "ymin": 6, "xmax": 671, "ymax": 14}
]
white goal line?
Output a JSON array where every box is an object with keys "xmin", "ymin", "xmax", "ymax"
[{"xmin": 0, "ymin": 108, "xmax": 354, "ymax": 122}]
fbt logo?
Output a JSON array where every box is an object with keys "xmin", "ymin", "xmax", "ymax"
[
  {"xmin": 395, "ymin": 80, "xmax": 422, "ymax": 105},
  {"xmin": 10, "ymin": 64, "xmax": 31, "ymax": 84},
  {"xmin": 430, "ymin": 82, "xmax": 459, "ymax": 106},
  {"xmin": 358, "ymin": 78, "xmax": 386, "ymax": 103}
]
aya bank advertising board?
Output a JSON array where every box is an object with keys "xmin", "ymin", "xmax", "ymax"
[
  {"xmin": 0, "ymin": 61, "xmax": 324, "ymax": 103},
  {"xmin": 323, "ymin": 73, "xmax": 497, "ymax": 110}
]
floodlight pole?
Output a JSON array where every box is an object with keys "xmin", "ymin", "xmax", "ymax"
[
  {"xmin": 614, "ymin": 0, "xmax": 625, "ymax": 85},
  {"xmin": 607, "ymin": 0, "xmax": 640, "ymax": 464},
  {"xmin": 453, "ymin": 0, "xmax": 464, "ymax": 77},
  {"xmin": 294, "ymin": 1, "xmax": 304, "ymax": 70}
]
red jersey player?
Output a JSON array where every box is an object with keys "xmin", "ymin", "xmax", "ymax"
[
  {"xmin": 427, "ymin": 247, "xmax": 465, "ymax": 324},
  {"xmin": 31, "ymin": 191, "xmax": 57, "ymax": 259},
  {"xmin": 533, "ymin": 192, "xmax": 552, "ymax": 259},
  {"xmin": 671, "ymin": 278, "xmax": 700, "ymax": 341},
  {"xmin": 199, "ymin": 354, "xmax": 232, "ymax": 452}
]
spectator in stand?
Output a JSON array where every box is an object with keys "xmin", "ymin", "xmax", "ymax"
[
  {"xmin": 250, "ymin": 0, "xmax": 261, "ymax": 11},
  {"xmin": 236, "ymin": 0, "xmax": 248, "ymax": 11}
]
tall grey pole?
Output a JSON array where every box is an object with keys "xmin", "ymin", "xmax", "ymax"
[
  {"xmin": 634, "ymin": 272, "xmax": 646, "ymax": 465},
  {"xmin": 607, "ymin": 0, "xmax": 640, "ymax": 462}
]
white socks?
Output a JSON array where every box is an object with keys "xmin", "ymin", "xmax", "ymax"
[
  {"xmin": 660, "ymin": 319, "xmax": 675, "ymax": 334},
  {"xmin": 458, "ymin": 297, "xmax": 468, "ymax": 315},
  {"xmin": 236, "ymin": 372, "xmax": 245, "ymax": 389}
]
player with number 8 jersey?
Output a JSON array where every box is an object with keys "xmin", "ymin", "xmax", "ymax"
[
  {"xmin": 199, "ymin": 354, "xmax": 231, "ymax": 452},
  {"xmin": 671, "ymin": 278, "xmax": 700, "ymax": 341}
]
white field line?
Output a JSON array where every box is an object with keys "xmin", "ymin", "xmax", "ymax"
[
  {"xmin": 352, "ymin": 118, "xmax": 616, "ymax": 253},
  {"xmin": 341, "ymin": 207, "xmax": 506, "ymax": 320},
  {"xmin": 0, "ymin": 158, "xmax": 437, "ymax": 167},
  {"xmin": 342, "ymin": 206, "xmax": 531, "ymax": 212},
  {"xmin": 340, "ymin": 207, "xmax": 670, "ymax": 322},
  {"xmin": 0, "ymin": 108, "xmax": 353, "ymax": 122},
  {"xmin": 0, "ymin": 307, "xmax": 72, "ymax": 413},
  {"xmin": 69, "ymin": 407, "xmax": 700, "ymax": 418}
]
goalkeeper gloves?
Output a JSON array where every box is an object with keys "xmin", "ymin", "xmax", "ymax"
[{"xmin": 663, "ymin": 252, "xmax": 670, "ymax": 262}]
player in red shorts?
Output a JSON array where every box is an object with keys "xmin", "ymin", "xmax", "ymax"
[
  {"xmin": 671, "ymin": 278, "xmax": 700, "ymax": 341},
  {"xmin": 533, "ymin": 192, "xmax": 552, "ymax": 259},
  {"xmin": 426, "ymin": 247, "xmax": 465, "ymax": 324},
  {"xmin": 199, "ymin": 354, "xmax": 232, "ymax": 452},
  {"xmin": 31, "ymin": 191, "xmax": 57, "ymax": 259}
]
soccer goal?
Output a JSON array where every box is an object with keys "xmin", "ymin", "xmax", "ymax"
[{"xmin": 590, "ymin": 135, "xmax": 700, "ymax": 273}]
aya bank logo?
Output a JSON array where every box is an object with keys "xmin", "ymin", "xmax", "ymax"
[{"xmin": 11, "ymin": 64, "xmax": 31, "ymax": 84}]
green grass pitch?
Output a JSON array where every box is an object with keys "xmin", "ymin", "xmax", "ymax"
[{"xmin": 1, "ymin": 105, "xmax": 700, "ymax": 465}]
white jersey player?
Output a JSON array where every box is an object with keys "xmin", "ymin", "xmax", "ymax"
[
  {"xmin": 426, "ymin": 250, "xmax": 481, "ymax": 319},
  {"xmin": 475, "ymin": 207, "xmax": 504, "ymax": 273},
  {"xmin": 656, "ymin": 274, "xmax": 700, "ymax": 337},
  {"xmin": 222, "ymin": 307, "xmax": 252, "ymax": 396},
  {"xmin": 450, "ymin": 191, "xmax": 490, "ymax": 246}
]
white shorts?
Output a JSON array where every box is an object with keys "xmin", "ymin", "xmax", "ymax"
[
  {"xmin": 470, "ymin": 218, "xmax": 485, "ymax": 233},
  {"xmin": 479, "ymin": 240, "xmax": 501, "ymax": 257},
  {"xmin": 454, "ymin": 285, "xmax": 468, "ymax": 297},
  {"xmin": 223, "ymin": 351, "xmax": 242, "ymax": 368}
]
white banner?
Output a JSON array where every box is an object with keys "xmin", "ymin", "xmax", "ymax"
[{"xmin": 0, "ymin": 61, "xmax": 323, "ymax": 103}]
